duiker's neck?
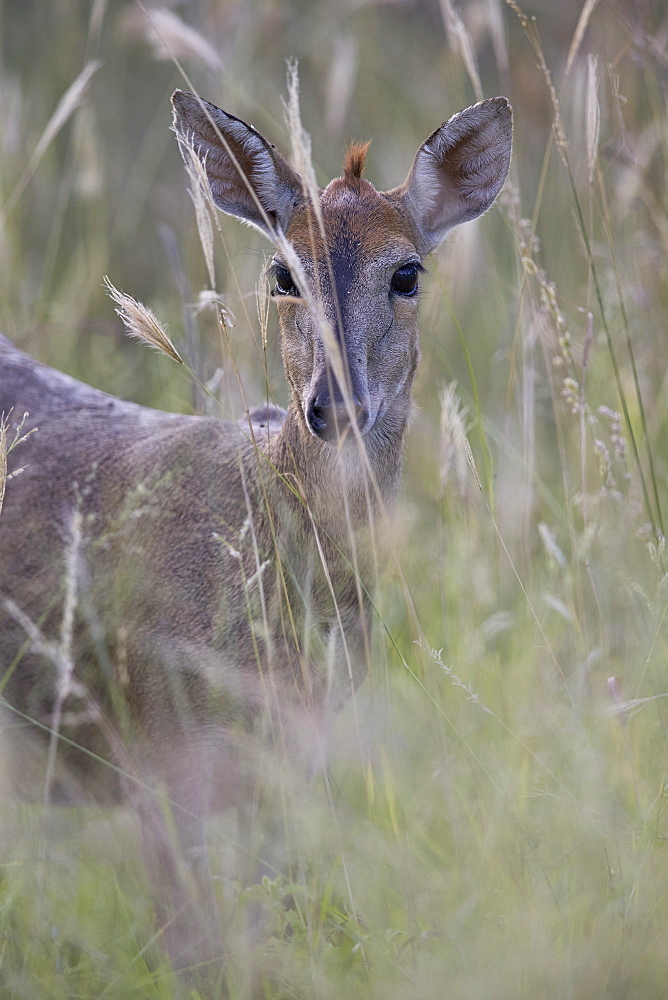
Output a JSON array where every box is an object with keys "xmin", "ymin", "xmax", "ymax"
[{"xmin": 271, "ymin": 396, "xmax": 409, "ymax": 529}]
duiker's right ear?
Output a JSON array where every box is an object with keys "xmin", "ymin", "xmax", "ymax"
[{"xmin": 171, "ymin": 90, "xmax": 303, "ymax": 240}]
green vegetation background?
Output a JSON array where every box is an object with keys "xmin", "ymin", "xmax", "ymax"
[{"xmin": 1, "ymin": 0, "xmax": 667, "ymax": 997}]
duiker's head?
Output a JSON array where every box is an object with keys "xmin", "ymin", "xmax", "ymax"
[{"xmin": 172, "ymin": 90, "xmax": 512, "ymax": 449}]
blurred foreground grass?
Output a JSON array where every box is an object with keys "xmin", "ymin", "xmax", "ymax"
[{"xmin": 1, "ymin": 1, "xmax": 667, "ymax": 997}]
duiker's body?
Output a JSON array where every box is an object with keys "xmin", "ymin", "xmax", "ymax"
[{"xmin": 0, "ymin": 89, "xmax": 511, "ymax": 970}]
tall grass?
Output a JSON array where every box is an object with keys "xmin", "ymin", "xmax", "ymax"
[{"xmin": 1, "ymin": 1, "xmax": 667, "ymax": 998}]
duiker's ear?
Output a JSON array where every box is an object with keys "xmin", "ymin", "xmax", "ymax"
[
  {"xmin": 395, "ymin": 97, "xmax": 512, "ymax": 256},
  {"xmin": 171, "ymin": 90, "xmax": 303, "ymax": 240}
]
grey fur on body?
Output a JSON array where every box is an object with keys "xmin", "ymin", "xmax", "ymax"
[{"xmin": 0, "ymin": 334, "xmax": 373, "ymax": 805}]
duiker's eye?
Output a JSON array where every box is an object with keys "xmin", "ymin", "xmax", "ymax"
[
  {"xmin": 273, "ymin": 264, "xmax": 298, "ymax": 297},
  {"xmin": 391, "ymin": 264, "xmax": 420, "ymax": 296}
]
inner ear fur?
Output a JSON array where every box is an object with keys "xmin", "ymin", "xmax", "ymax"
[
  {"xmin": 171, "ymin": 89, "xmax": 304, "ymax": 239},
  {"xmin": 390, "ymin": 96, "xmax": 513, "ymax": 256}
]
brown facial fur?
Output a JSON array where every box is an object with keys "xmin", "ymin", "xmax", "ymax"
[
  {"xmin": 286, "ymin": 175, "xmax": 419, "ymax": 263},
  {"xmin": 275, "ymin": 175, "xmax": 422, "ymax": 451}
]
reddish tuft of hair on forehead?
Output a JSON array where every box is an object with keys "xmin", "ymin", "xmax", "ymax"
[{"xmin": 343, "ymin": 140, "xmax": 371, "ymax": 182}]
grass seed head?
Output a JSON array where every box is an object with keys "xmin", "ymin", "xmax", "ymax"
[{"xmin": 103, "ymin": 276, "xmax": 184, "ymax": 365}]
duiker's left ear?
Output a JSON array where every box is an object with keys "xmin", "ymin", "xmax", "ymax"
[{"xmin": 394, "ymin": 97, "xmax": 512, "ymax": 256}]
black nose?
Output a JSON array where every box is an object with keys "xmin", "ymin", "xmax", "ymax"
[{"xmin": 307, "ymin": 390, "xmax": 366, "ymax": 441}]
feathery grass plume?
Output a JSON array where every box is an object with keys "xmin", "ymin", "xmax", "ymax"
[
  {"xmin": 538, "ymin": 522, "xmax": 567, "ymax": 570},
  {"xmin": 141, "ymin": 8, "xmax": 223, "ymax": 72},
  {"xmin": 180, "ymin": 136, "xmax": 217, "ymax": 289},
  {"xmin": 586, "ymin": 54, "xmax": 600, "ymax": 187},
  {"xmin": 438, "ymin": 0, "xmax": 483, "ymax": 102},
  {"xmin": 278, "ymin": 64, "xmax": 321, "ymax": 289},
  {"xmin": 257, "ymin": 272, "xmax": 271, "ymax": 351},
  {"xmin": 284, "ymin": 61, "xmax": 321, "ymax": 225},
  {"xmin": 103, "ymin": 276, "xmax": 184, "ymax": 364},
  {"xmin": 439, "ymin": 382, "xmax": 471, "ymax": 498}
]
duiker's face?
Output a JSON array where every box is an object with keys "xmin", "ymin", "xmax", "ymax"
[
  {"xmin": 171, "ymin": 88, "xmax": 512, "ymax": 448},
  {"xmin": 272, "ymin": 171, "xmax": 423, "ymax": 447}
]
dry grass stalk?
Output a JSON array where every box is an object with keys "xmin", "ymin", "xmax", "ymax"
[
  {"xmin": 439, "ymin": 0, "xmax": 484, "ymax": 102},
  {"xmin": 586, "ymin": 54, "xmax": 600, "ymax": 187},
  {"xmin": 4, "ymin": 598, "xmax": 59, "ymax": 670},
  {"xmin": 565, "ymin": 0, "xmax": 601, "ymax": 78},
  {"xmin": 485, "ymin": 0, "xmax": 508, "ymax": 74},
  {"xmin": 0, "ymin": 411, "xmax": 33, "ymax": 517},
  {"xmin": 43, "ymin": 506, "xmax": 84, "ymax": 806},
  {"xmin": 194, "ymin": 289, "xmax": 235, "ymax": 328},
  {"xmin": 282, "ymin": 64, "xmax": 361, "ymax": 438},
  {"xmin": 506, "ymin": 1, "xmax": 569, "ymax": 165},
  {"xmin": 33, "ymin": 61, "xmax": 101, "ymax": 163},
  {"xmin": 417, "ymin": 640, "xmax": 491, "ymax": 714},
  {"xmin": 0, "ymin": 417, "xmax": 7, "ymax": 517},
  {"xmin": 1, "ymin": 61, "xmax": 100, "ymax": 225},
  {"xmin": 103, "ymin": 276, "xmax": 184, "ymax": 364}
]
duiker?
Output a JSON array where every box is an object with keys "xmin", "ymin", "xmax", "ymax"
[{"xmin": 0, "ymin": 89, "xmax": 511, "ymax": 971}]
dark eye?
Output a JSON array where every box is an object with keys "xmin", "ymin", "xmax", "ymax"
[
  {"xmin": 273, "ymin": 264, "xmax": 298, "ymax": 297},
  {"xmin": 391, "ymin": 264, "xmax": 420, "ymax": 296}
]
